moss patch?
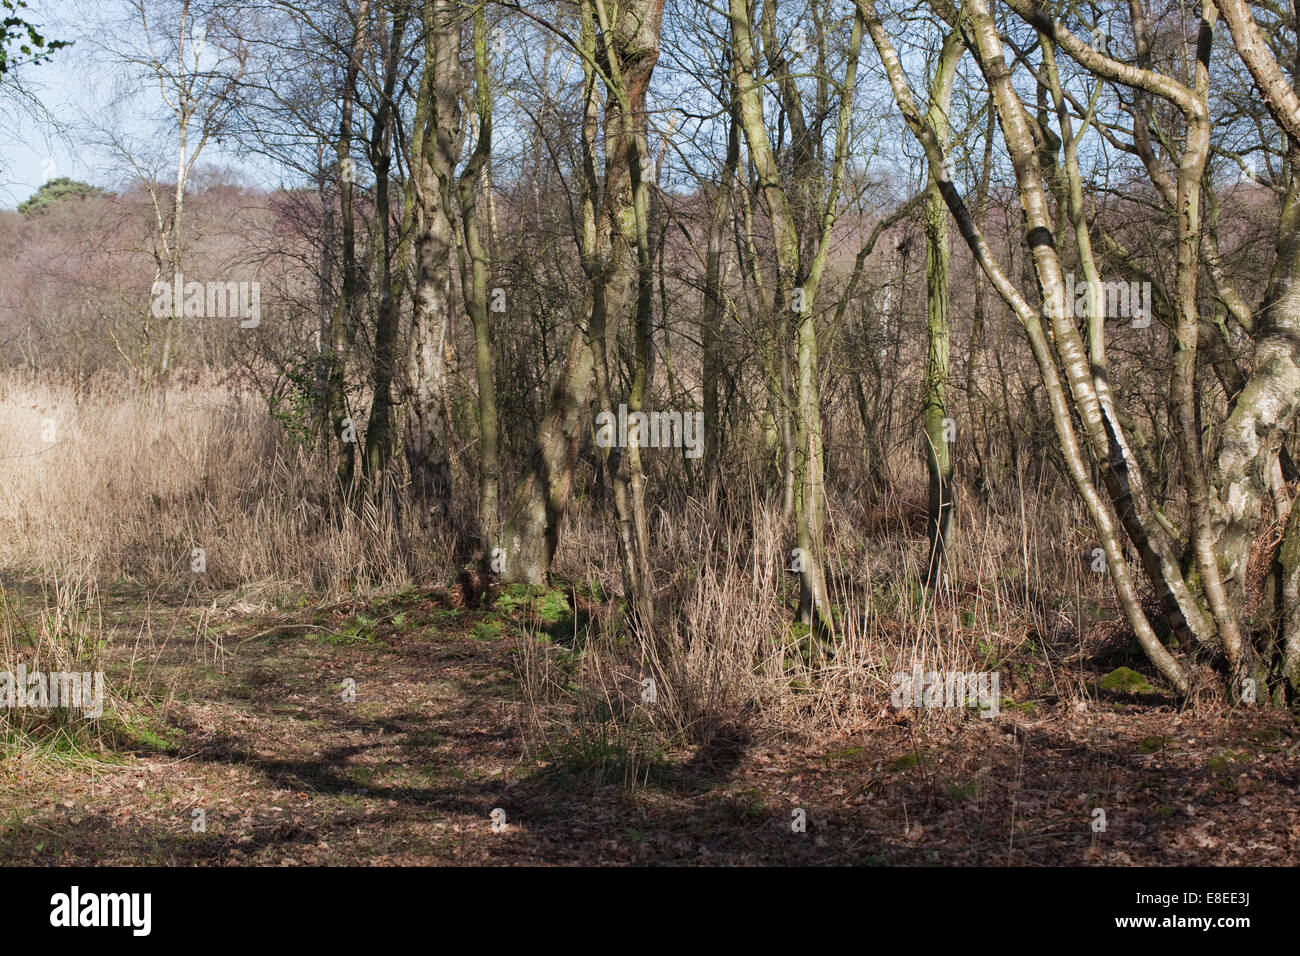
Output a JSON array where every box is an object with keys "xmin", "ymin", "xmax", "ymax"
[{"xmin": 1098, "ymin": 666, "xmax": 1155, "ymax": 696}]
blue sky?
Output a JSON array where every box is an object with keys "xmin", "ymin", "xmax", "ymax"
[
  {"xmin": 0, "ymin": 0, "xmax": 270, "ymax": 209},
  {"xmin": 0, "ymin": 0, "xmax": 968, "ymax": 211},
  {"xmin": 1, "ymin": 0, "xmax": 92, "ymax": 205}
]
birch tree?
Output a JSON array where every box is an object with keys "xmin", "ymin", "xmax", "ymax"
[
  {"xmin": 863, "ymin": 0, "xmax": 1300, "ymax": 701},
  {"xmin": 727, "ymin": 0, "xmax": 862, "ymax": 632}
]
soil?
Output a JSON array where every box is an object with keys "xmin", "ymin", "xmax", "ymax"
[{"xmin": 2, "ymin": 583, "xmax": 1297, "ymax": 866}]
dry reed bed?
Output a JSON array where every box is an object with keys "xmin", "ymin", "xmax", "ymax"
[{"xmin": 0, "ymin": 372, "xmax": 444, "ymax": 597}]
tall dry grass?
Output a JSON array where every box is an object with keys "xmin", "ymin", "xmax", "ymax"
[
  {"xmin": 522, "ymin": 442, "xmax": 1112, "ymax": 776},
  {"xmin": 0, "ymin": 370, "xmax": 462, "ymax": 762},
  {"xmin": 0, "ymin": 370, "xmax": 456, "ymax": 600},
  {"xmin": 0, "ymin": 567, "xmax": 113, "ymax": 762}
]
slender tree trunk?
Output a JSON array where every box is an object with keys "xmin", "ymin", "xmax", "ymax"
[
  {"xmin": 361, "ymin": 5, "xmax": 409, "ymax": 489},
  {"xmin": 922, "ymin": 29, "xmax": 961, "ymax": 588},
  {"xmin": 456, "ymin": 1, "xmax": 500, "ymax": 552},
  {"xmin": 701, "ymin": 72, "xmax": 740, "ymax": 474},
  {"xmin": 407, "ymin": 0, "xmax": 459, "ymax": 521},
  {"xmin": 499, "ymin": 0, "xmax": 666, "ymax": 590},
  {"xmin": 329, "ymin": 0, "xmax": 370, "ymax": 493}
]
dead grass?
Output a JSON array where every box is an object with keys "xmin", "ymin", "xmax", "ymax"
[
  {"xmin": 517, "ymin": 436, "xmax": 1125, "ymax": 780},
  {"xmin": 0, "ymin": 370, "xmax": 454, "ymax": 598}
]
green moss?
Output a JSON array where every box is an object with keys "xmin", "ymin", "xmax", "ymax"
[
  {"xmin": 1206, "ymin": 750, "xmax": 1249, "ymax": 792},
  {"xmin": 112, "ymin": 713, "xmax": 182, "ymax": 753},
  {"xmin": 1206, "ymin": 750, "xmax": 1247, "ymax": 776},
  {"xmin": 533, "ymin": 589, "xmax": 570, "ymax": 625},
  {"xmin": 946, "ymin": 779, "xmax": 982, "ymax": 801},
  {"xmin": 822, "ymin": 745, "xmax": 867, "ymax": 766},
  {"xmin": 1099, "ymin": 666, "xmax": 1155, "ymax": 695},
  {"xmin": 887, "ymin": 752, "xmax": 920, "ymax": 771},
  {"xmin": 493, "ymin": 585, "xmax": 531, "ymax": 614},
  {"xmin": 312, "ymin": 615, "xmax": 378, "ymax": 645},
  {"xmin": 1137, "ymin": 735, "xmax": 1170, "ymax": 754},
  {"xmin": 783, "ymin": 622, "xmax": 814, "ymax": 668}
]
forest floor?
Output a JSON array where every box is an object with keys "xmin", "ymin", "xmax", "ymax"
[{"xmin": 1, "ymin": 578, "xmax": 1298, "ymax": 866}]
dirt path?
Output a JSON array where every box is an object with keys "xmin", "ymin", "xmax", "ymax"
[{"xmin": 2, "ymin": 585, "xmax": 1298, "ymax": 865}]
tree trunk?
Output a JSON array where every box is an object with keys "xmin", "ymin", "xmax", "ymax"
[
  {"xmin": 407, "ymin": 0, "xmax": 460, "ymax": 521},
  {"xmin": 922, "ymin": 28, "xmax": 960, "ymax": 589}
]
